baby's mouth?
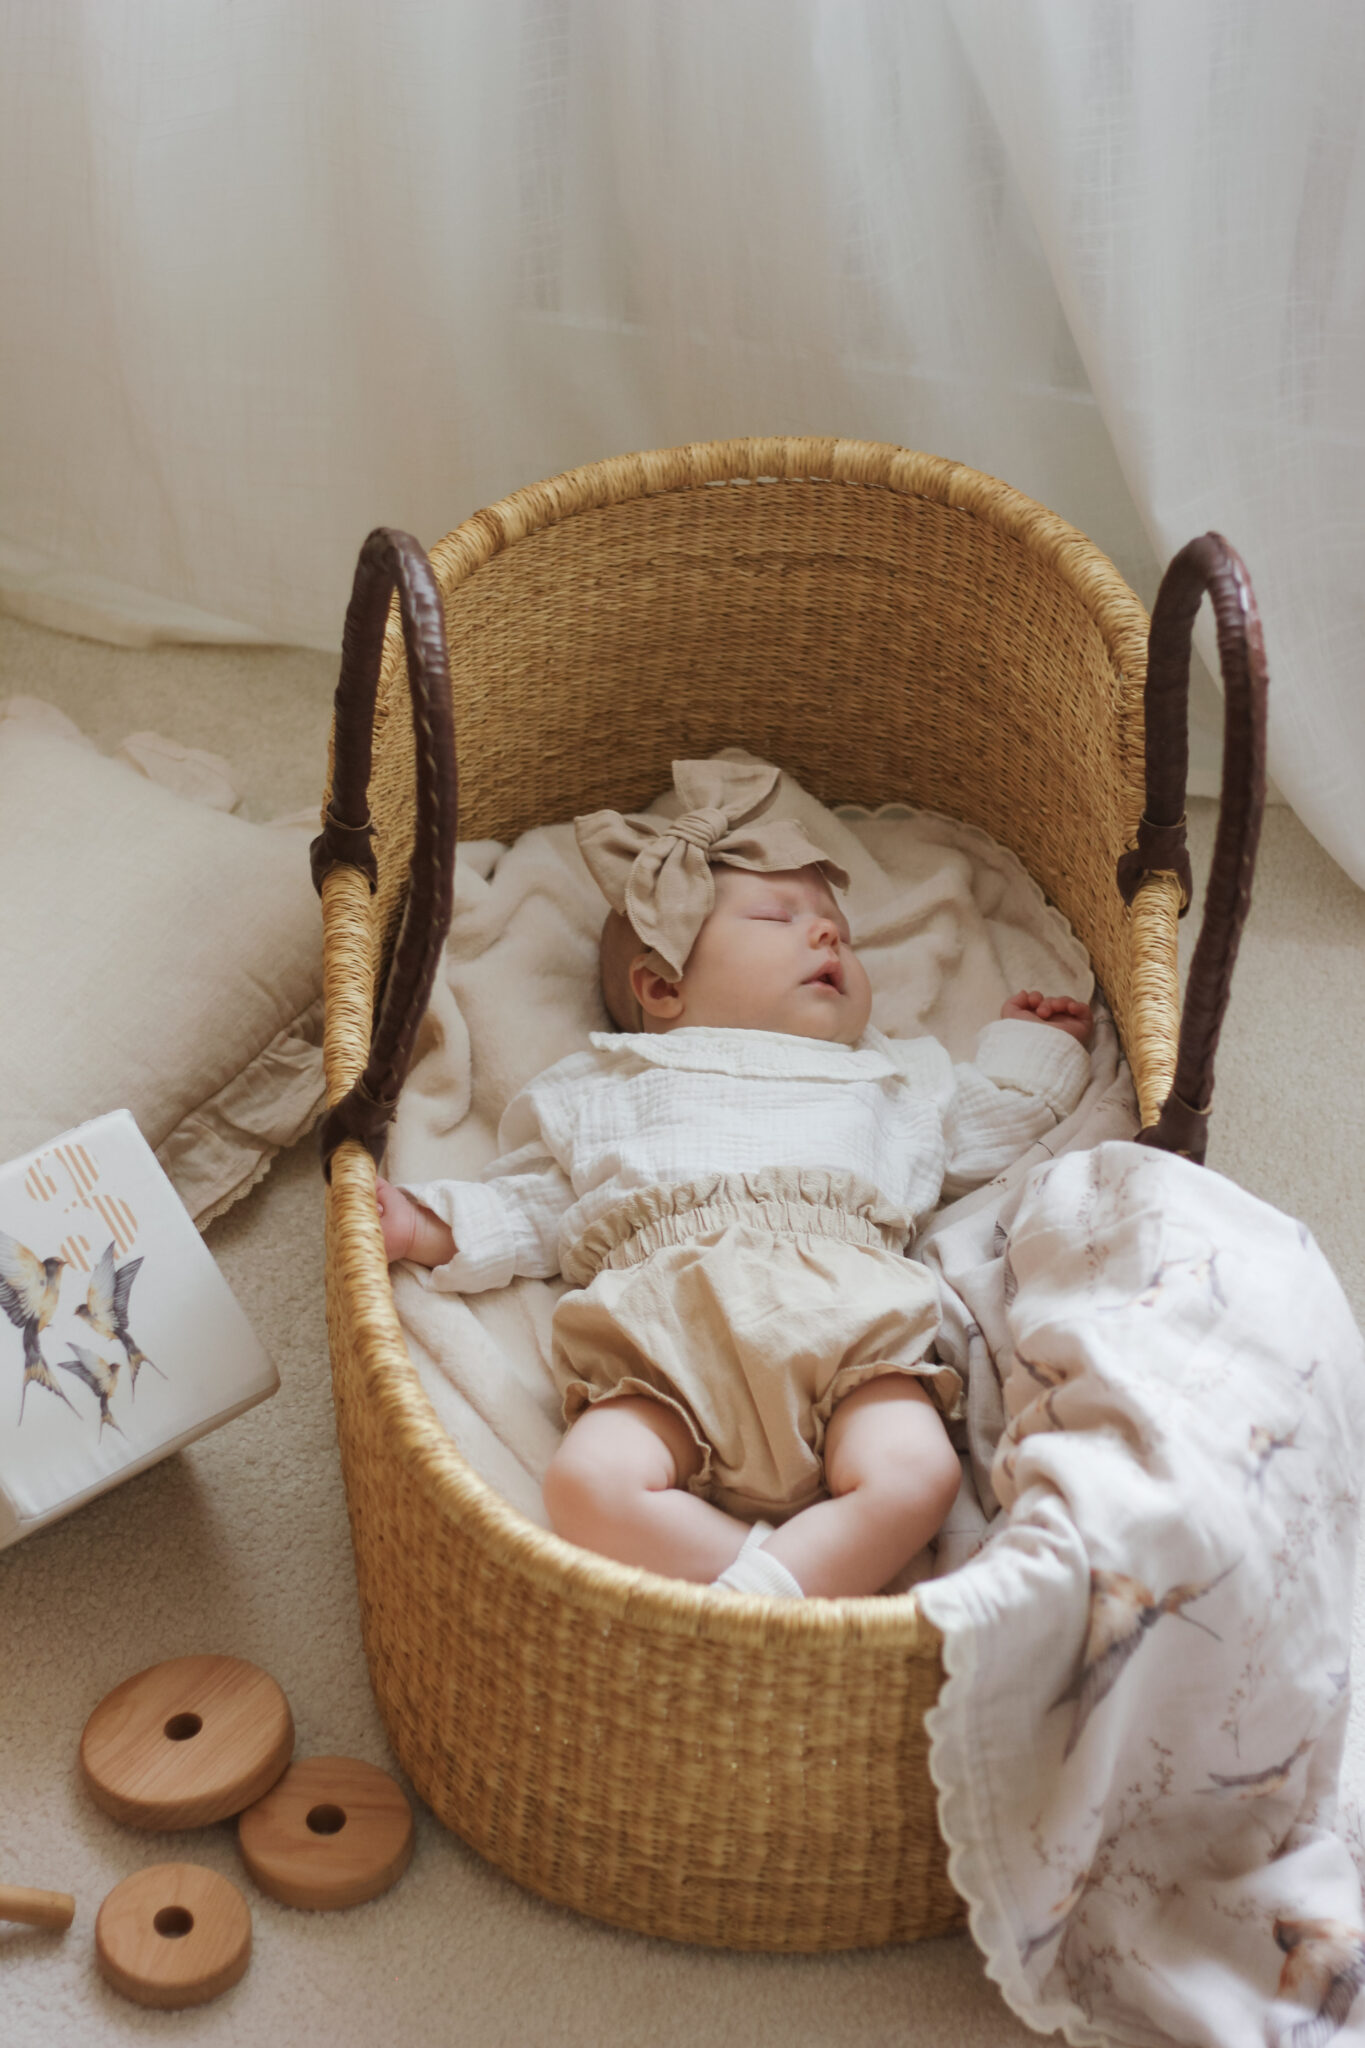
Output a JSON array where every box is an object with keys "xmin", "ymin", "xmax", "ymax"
[{"xmin": 804, "ymin": 956, "xmax": 844, "ymax": 994}]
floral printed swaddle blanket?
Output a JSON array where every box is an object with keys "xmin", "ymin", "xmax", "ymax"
[{"xmin": 920, "ymin": 1141, "xmax": 1365, "ymax": 2048}]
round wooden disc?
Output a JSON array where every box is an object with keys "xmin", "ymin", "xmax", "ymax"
[
  {"xmin": 80, "ymin": 1655, "xmax": 294, "ymax": 1829},
  {"xmin": 237, "ymin": 1755, "xmax": 414, "ymax": 1909},
  {"xmin": 95, "ymin": 1863, "xmax": 251, "ymax": 2009}
]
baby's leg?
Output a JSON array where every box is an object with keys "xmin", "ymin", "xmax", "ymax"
[
  {"xmin": 542, "ymin": 1396, "xmax": 751, "ymax": 1583},
  {"xmin": 762, "ymin": 1377, "xmax": 960, "ymax": 1598}
]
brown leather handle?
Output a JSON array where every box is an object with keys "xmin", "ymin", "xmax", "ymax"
[
  {"xmin": 311, "ymin": 528, "xmax": 458, "ymax": 1173},
  {"xmin": 1119, "ymin": 534, "xmax": 1268, "ymax": 1162}
]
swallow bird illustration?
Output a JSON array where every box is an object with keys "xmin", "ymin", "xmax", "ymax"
[
  {"xmin": 1200, "ymin": 1735, "xmax": 1314, "ymax": 1800},
  {"xmin": 57, "ymin": 1344, "xmax": 125, "ymax": 1437},
  {"xmin": 1272, "ymin": 1914, "xmax": 1365, "ymax": 2046},
  {"xmin": 1018, "ymin": 1867, "xmax": 1091, "ymax": 1964},
  {"xmin": 75, "ymin": 1243, "xmax": 162, "ymax": 1398},
  {"xmin": 1051, "ymin": 1562, "xmax": 1236, "ymax": 1759},
  {"xmin": 1247, "ymin": 1423, "xmax": 1304, "ymax": 1496},
  {"xmin": 0, "ymin": 1228, "xmax": 74, "ymax": 1421},
  {"xmin": 1104, "ymin": 1251, "xmax": 1228, "ymax": 1316}
]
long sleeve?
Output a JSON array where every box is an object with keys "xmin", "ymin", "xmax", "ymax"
[
  {"xmin": 940, "ymin": 1019, "xmax": 1090, "ymax": 1201},
  {"xmin": 400, "ymin": 1138, "xmax": 576, "ymax": 1294}
]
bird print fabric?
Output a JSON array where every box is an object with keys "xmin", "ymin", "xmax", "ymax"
[{"xmin": 918, "ymin": 1141, "xmax": 1365, "ymax": 2048}]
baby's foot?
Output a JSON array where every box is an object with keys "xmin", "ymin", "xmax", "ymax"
[{"xmin": 375, "ymin": 1178, "xmax": 456, "ymax": 1266}]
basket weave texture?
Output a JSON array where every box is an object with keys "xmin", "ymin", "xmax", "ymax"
[{"xmin": 320, "ymin": 438, "xmax": 1181, "ymax": 1951}]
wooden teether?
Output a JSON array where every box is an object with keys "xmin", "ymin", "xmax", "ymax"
[
  {"xmin": 0, "ymin": 1884, "xmax": 75, "ymax": 1931},
  {"xmin": 80, "ymin": 1654, "xmax": 294, "ymax": 1829},
  {"xmin": 237, "ymin": 1755, "xmax": 414, "ymax": 1909},
  {"xmin": 95, "ymin": 1863, "xmax": 250, "ymax": 2009}
]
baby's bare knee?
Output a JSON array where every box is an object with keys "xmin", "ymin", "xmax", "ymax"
[
  {"xmin": 826, "ymin": 1379, "xmax": 960, "ymax": 1518},
  {"xmin": 543, "ymin": 1398, "xmax": 690, "ymax": 1547},
  {"xmin": 543, "ymin": 1433, "xmax": 617, "ymax": 1544},
  {"xmin": 908, "ymin": 1417, "xmax": 963, "ymax": 1523}
]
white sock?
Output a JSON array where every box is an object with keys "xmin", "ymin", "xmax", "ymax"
[{"xmin": 714, "ymin": 1520, "xmax": 804, "ymax": 1599}]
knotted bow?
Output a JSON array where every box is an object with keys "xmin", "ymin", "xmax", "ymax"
[{"xmin": 574, "ymin": 758, "xmax": 849, "ymax": 980}]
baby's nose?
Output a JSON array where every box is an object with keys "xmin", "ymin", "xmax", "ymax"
[{"xmin": 808, "ymin": 913, "xmax": 838, "ymax": 945}]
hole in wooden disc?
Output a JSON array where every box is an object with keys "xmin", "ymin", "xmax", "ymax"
[
  {"xmin": 153, "ymin": 1907, "xmax": 194, "ymax": 1938},
  {"xmin": 306, "ymin": 1804, "xmax": 347, "ymax": 1836},
  {"xmin": 163, "ymin": 1713, "xmax": 203, "ymax": 1742}
]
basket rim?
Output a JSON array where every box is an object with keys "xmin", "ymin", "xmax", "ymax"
[
  {"xmin": 418, "ymin": 434, "xmax": 1150, "ymax": 682},
  {"xmin": 326, "ymin": 434, "xmax": 1156, "ymax": 1651}
]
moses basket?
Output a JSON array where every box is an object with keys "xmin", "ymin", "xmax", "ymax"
[{"xmin": 314, "ymin": 437, "xmax": 1266, "ymax": 1953}]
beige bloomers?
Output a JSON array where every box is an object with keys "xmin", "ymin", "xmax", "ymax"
[{"xmin": 553, "ymin": 1168, "xmax": 961, "ymax": 1521}]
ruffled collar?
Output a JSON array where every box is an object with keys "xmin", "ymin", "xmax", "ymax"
[{"xmin": 587, "ymin": 1023, "xmax": 902, "ymax": 1082}]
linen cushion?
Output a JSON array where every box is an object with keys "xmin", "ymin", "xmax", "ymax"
[{"xmin": 0, "ymin": 702, "xmax": 324, "ymax": 1223}]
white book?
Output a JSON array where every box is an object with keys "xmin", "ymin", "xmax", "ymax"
[{"xmin": 0, "ymin": 1109, "xmax": 279, "ymax": 1548}]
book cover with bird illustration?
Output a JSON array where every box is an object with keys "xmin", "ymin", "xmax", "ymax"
[{"xmin": 0, "ymin": 1109, "xmax": 278, "ymax": 1546}]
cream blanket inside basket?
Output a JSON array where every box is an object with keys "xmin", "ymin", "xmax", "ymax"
[{"xmin": 385, "ymin": 751, "xmax": 1139, "ymax": 1533}]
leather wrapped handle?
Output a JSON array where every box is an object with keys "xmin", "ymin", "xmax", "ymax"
[
  {"xmin": 311, "ymin": 528, "xmax": 458, "ymax": 1174},
  {"xmin": 1119, "ymin": 534, "xmax": 1268, "ymax": 1162}
]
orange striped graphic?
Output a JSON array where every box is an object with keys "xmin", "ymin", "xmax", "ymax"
[
  {"xmin": 59, "ymin": 1232, "xmax": 93, "ymax": 1273},
  {"xmin": 55, "ymin": 1144, "xmax": 99, "ymax": 1198},
  {"xmin": 91, "ymin": 1195, "xmax": 137, "ymax": 1256},
  {"xmin": 25, "ymin": 1160, "xmax": 59, "ymax": 1203}
]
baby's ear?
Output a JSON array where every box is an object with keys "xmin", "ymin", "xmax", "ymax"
[{"xmin": 629, "ymin": 956, "xmax": 684, "ymax": 1024}]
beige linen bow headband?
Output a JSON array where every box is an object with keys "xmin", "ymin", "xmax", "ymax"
[{"xmin": 574, "ymin": 758, "xmax": 850, "ymax": 982}]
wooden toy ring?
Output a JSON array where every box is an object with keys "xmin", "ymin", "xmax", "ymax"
[
  {"xmin": 237, "ymin": 1755, "xmax": 414, "ymax": 1909},
  {"xmin": 80, "ymin": 1655, "xmax": 294, "ymax": 1829},
  {"xmin": 95, "ymin": 1863, "xmax": 251, "ymax": 2009}
]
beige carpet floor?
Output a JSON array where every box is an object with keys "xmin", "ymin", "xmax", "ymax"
[{"xmin": 2, "ymin": 610, "xmax": 1363, "ymax": 2047}]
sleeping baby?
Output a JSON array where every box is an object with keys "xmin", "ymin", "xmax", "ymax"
[{"xmin": 376, "ymin": 758, "xmax": 1092, "ymax": 1600}]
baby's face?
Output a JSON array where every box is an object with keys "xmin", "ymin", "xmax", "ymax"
[{"xmin": 644, "ymin": 865, "xmax": 873, "ymax": 1044}]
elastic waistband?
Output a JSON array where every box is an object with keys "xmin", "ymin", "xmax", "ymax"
[{"xmin": 561, "ymin": 1168, "xmax": 913, "ymax": 1285}]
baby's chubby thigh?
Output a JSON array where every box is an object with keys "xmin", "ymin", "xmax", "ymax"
[{"xmin": 542, "ymin": 1394, "xmax": 703, "ymax": 1537}]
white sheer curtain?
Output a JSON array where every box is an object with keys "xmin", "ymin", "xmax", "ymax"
[{"xmin": 2, "ymin": 2, "xmax": 1362, "ymax": 880}]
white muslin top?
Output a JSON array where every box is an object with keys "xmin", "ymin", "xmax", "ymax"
[{"xmin": 403, "ymin": 1018, "xmax": 1090, "ymax": 1296}]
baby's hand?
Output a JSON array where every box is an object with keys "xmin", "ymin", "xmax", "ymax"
[
  {"xmin": 375, "ymin": 1178, "xmax": 457, "ymax": 1267},
  {"xmin": 1000, "ymin": 989, "xmax": 1094, "ymax": 1047}
]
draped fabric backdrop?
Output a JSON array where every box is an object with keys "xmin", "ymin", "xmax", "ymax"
[{"xmin": 2, "ymin": 1, "xmax": 1362, "ymax": 881}]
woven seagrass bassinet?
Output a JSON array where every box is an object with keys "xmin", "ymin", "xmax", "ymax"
[{"xmin": 313, "ymin": 437, "xmax": 1266, "ymax": 1953}]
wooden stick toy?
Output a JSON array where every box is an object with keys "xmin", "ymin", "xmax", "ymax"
[{"xmin": 0, "ymin": 1884, "xmax": 75, "ymax": 1931}]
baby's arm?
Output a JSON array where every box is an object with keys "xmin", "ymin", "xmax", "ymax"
[
  {"xmin": 938, "ymin": 1003, "xmax": 1093, "ymax": 1199},
  {"xmin": 376, "ymin": 1179, "xmax": 455, "ymax": 1266},
  {"xmin": 375, "ymin": 1053, "xmax": 591, "ymax": 1285},
  {"xmin": 1000, "ymin": 988, "xmax": 1094, "ymax": 1045},
  {"xmin": 375, "ymin": 1137, "xmax": 577, "ymax": 1288}
]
